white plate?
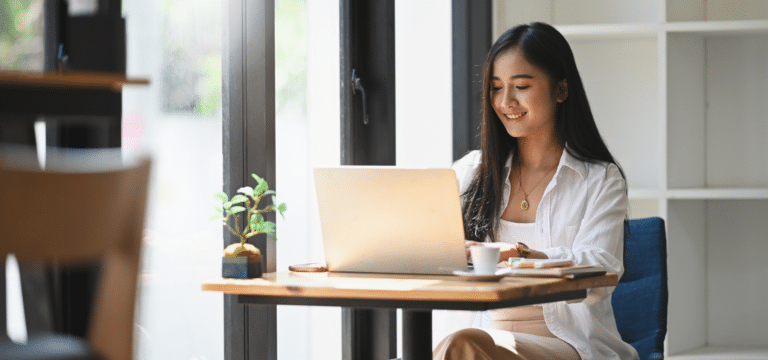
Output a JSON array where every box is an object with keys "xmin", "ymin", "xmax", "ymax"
[{"xmin": 452, "ymin": 269, "xmax": 508, "ymax": 282}]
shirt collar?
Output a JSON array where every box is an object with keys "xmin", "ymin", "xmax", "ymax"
[
  {"xmin": 502, "ymin": 144, "xmax": 587, "ymax": 181},
  {"xmin": 559, "ymin": 146, "xmax": 588, "ymax": 180}
]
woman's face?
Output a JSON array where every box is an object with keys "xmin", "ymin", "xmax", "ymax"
[{"xmin": 490, "ymin": 47, "xmax": 567, "ymax": 140}]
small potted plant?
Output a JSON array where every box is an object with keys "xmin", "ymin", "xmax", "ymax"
[{"xmin": 211, "ymin": 174, "xmax": 287, "ymax": 279}]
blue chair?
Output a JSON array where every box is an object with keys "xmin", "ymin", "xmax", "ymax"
[{"xmin": 612, "ymin": 217, "xmax": 668, "ymax": 360}]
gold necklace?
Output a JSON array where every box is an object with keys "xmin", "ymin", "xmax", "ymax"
[{"xmin": 517, "ymin": 166, "xmax": 556, "ymax": 210}]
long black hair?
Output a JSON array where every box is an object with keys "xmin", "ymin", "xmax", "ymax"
[{"xmin": 462, "ymin": 22, "xmax": 625, "ymax": 243}]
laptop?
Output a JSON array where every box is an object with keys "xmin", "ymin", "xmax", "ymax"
[{"xmin": 313, "ymin": 167, "xmax": 469, "ymax": 275}]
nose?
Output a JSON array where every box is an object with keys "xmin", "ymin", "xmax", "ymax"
[{"xmin": 499, "ymin": 87, "xmax": 517, "ymax": 108}]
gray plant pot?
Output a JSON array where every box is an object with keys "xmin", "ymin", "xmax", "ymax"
[{"xmin": 222, "ymin": 254, "xmax": 262, "ymax": 279}]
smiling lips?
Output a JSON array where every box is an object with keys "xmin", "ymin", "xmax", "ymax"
[{"xmin": 505, "ymin": 112, "xmax": 527, "ymax": 119}]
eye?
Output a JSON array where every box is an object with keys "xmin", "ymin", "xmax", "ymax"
[
  {"xmin": 516, "ymin": 85, "xmax": 530, "ymax": 90},
  {"xmin": 491, "ymin": 86, "xmax": 502, "ymax": 91}
]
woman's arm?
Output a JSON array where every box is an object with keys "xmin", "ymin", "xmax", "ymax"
[
  {"xmin": 499, "ymin": 246, "xmax": 547, "ymax": 260},
  {"xmin": 464, "ymin": 241, "xmax": 549, "ymax": 262},
  {"xmin": 539, "ymin": 163, "xmax": 627, "ymax": 304},
  {"xmin": 540, "ymin": 163, "xmax": 628, "ymax": 275}
]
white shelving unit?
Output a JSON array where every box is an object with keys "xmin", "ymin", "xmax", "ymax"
[{"xmin": 494, "ymin": 1, "xmax": 768, "ymax": 359}]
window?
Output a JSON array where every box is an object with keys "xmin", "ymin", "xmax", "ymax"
[
  {"xmin": 0, "ymin": 0, "xmax": 44, "ymax": 71},
  {"xmin": 123, "ymin": 1, "xmax": 224, "ymax": 359},
  {"xmin": 275, "ymin": 0, "xmax": 341, "ymax": 359}
]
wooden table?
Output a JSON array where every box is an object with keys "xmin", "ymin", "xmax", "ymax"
[{"xmin": 202, "ymin": 271, "xmax": 618, "ymax": 360}]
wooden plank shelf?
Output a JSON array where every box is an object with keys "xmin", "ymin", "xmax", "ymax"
[{"xmin": 0, "ymin": 70, "xmax": 149, "ymax": 92}]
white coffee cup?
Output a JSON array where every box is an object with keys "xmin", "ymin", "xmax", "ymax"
[{"xmin": 470, "ymin": 246, "xmax": 500, "ymax": 275}]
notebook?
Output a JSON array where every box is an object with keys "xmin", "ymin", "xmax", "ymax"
[
  {"xmin": 502, "ymin": 264, "xmax": 607, "ymax": 279},
  {"xmin": 313, "ymin": 167, "xmax": 469, "ymax": 275}
]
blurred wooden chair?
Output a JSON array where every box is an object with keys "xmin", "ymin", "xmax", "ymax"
[{"xmin": 0, "ymin": 156, "xmax": 151, "ymax": 360}]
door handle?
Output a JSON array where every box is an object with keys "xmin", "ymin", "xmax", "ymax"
[{"xmin": 351, "ymin": 69, "xmax": 370, "ymax": 125}]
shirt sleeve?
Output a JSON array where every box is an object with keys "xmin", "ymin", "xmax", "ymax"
[
  {"xmin": 451, "ymin": 150, "xmax": 482, "ymax": 195},
  {"xmin": 540, "ymin": 163, "xmax": 628, "ymax": 304}
]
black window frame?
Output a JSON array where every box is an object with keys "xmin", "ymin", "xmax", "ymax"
[
  {"xmin": 222, "ymin": 1, "xmax": 277, "ymax": 360},
  {"xmin": 453, "ymin": 0, "xmax": 491, "ymax": 161},
  {"xmin": 339, "ymin": 1, "xmax": 398, "ymax": 359}
]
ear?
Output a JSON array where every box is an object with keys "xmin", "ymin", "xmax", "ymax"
[{"xmin": 556, "ymin": 79, "xmax": 568, "ymax": 103}]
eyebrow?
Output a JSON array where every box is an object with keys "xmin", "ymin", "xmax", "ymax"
[{"xmin": 491, "ymin": 74, "xmax": 534, "ymax": 80}]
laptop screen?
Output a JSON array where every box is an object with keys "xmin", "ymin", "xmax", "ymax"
[{"xmin": 314, "ymin": 167, "xmax": 468, "ymax": 275}]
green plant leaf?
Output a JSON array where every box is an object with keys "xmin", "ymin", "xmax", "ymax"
[
  {"xmin": 208, "ymin": 215, "xmax": 224, "ymax": 221},
  {"xmin": 214, "ymin": 206, "xmax": 223, "ymax": 213},
  {"xmin": 230, "ymin": 195, "xmax": 248, "ymax": 204},
  {"xmin": 251, "ymin": 174, "xmax": 265, "ymax": 185},
  {"xmin": 214, "ymin": 192, "xmax": 228, "ymax": 203},
  {"xmin": 237, "ymin": 186, "xmax": 253, "ymax": 195},
  {"xmin": 264, "ymin": 221, "xmax": 277, "ymax": 241},
  {"xmin": 263, "ymin": 190, "xmax": 276, "ymax": 197},
  {"xmin": 230, "ymin": 206, "xmax": 246, "ymax": 214},
  {"xmin": 254, "ymin": 181, "xmax": 268, "ymax": 197},
  {"xmin": 263, "ymin": 221, "xmax": 276, "ymax": 234},
  {"xmin": 250, "ymin": 213, "xmax": 264, "ymax": 231},
  {"xmin": 223, "ymin": 201, "xmax": 232, "ymax": 210},
  {"xmin": 278, "ymin": 203, "xmax": 287, "ymax": 215}
]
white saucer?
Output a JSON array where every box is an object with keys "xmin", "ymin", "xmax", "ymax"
[{"xmin": 452, "ymin": 269, "xmax": 508, "ymax": 281}]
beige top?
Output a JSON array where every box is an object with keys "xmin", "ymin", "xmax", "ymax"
[
  {"xmin": 488, "ymin": 220, "xmax": 544, "ymax": 328},
  {"xmin": 498, "ymin": 218, "xmax": 538, "ymax": 247}
]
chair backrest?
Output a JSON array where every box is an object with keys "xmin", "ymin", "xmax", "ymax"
[
  {"xmin": 612, "ymin": 217, "xmax": 668, "ymax": 360},
  {"xmin": 0, "ymin": 157, "xmax": 151, "ymax": 360}
]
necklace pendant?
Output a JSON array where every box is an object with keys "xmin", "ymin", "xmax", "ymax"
[{"xmin": 521, "ymin": 199, "xmax": 529, "ymax": 210}]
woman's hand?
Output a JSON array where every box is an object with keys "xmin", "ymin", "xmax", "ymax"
[
  {"xmin": 499, "ymin": 247, "xmax": 521, "ymax": 262},
  {"xmin": 465, "ymin": 241, "xmax": 526, "ymax": 262}
]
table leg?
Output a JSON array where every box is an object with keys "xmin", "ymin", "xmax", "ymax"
[
  {"xmin": 342, "ymin": 308, "xmax": 396, "ymax": 360},
  {"xmin": 402, "ymin": 309, "xmax": 432, "ymax": 360}
]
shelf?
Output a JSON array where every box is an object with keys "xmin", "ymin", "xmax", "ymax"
[
  {"xmin": 628, "ymin": 188, "xmax": 664, "ymax": 199},
  {"xmin": 553, "ymin": 20, "xmax": 768, "ymax": 39},
  {"xmin": 628, "ymin": 188, "xmax": 768, "ymax": 214},
  {"xmin": 667, "ymin": 188, "xmax": 768, "ymax": 200},
  {"xmin": 494, "ymin": 2, "xmax": 768, "ymax": 357},
  {"xmin": 666, "ymin": 19, "xmax": 768, "ymax": 35},
  {"xmin": 556, "ymin": 23, "xmax": 659, "ymax": 39},
  {"xmin": 669, "ymin": 345, "xmax": 768, "ymax": 359},
  {"xmin": 0, "ymin": 70, "xmax": 149, "ymax": 92},
  {"xmin": 554, "ymin": 20, "xmax": 768, "ymax": 38}
]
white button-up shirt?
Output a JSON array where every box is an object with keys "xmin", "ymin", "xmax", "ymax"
[{"xmin": 451, "ymin": 149, "xmax": 640, "ymax": 360}]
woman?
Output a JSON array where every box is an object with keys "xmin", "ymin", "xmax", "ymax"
[{"xmin": 433, "ymin": 22, "xmax": 639, "ymax": 360}]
